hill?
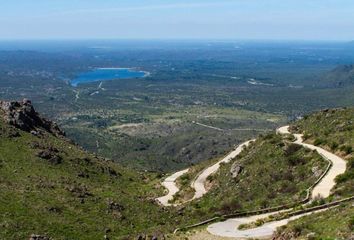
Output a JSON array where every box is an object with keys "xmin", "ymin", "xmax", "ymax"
[
  {"xmin": 171, "ymin": 132, "xmax": 327, "ymax": 219},
  {"xmin": 291, "ymin": 107, "xmax": 353, "ymax": 198},
  {"xmin": 165, "ymin": 108, "xmax": 354, "ymax": 239},
  {"xmin": 272, "ymin": 107, "xmax": 354, "ymax": 239},
  {"xmin": 0, "ymin": 100, "xmax": 176, "ymax": 239},
  {"xmin": 320, "ymin": 65, "xmax": 354, "ymax": 88},
  {"xmin": 2, "ymin": 100, "xmax": 353, "ymax": 239}
]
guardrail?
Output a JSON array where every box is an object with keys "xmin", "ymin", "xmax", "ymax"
[{"xmin": 174, "ymin": 195, "xmax": 354, "ymax": 234}]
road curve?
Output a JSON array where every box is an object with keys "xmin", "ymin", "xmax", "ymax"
[
  {"xmin": 156, "ymin": 168, "xmax": 189, "ymax": 206},
  {"xmin": 207, "ymin": 125, "xmax": 347, "ymax": 238},
  {"xmin": 277, "ymin": 126, "xmax": 347, "ymax": 199},
  {"xmin": 191, "ymin": 140, "xmax": 255, "ymax": 200},
  {"xmin": 207, "ymin": 208, "xmax": 330, "ymax": 238},
  {"xmin": 156, "ymin": 140, "xmax": 254, "ymax": 206}
]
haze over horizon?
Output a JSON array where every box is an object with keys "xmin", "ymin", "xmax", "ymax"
[{"xmin": 2, "ymin": 0, "xmax": 354, "ymax": 41}]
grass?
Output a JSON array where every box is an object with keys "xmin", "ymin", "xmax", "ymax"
[
  {"xmin": 274, "ymin": 203, "xmax": 354, "ymax": 240},
  {"xmin": 178, "ymin": 132, "xmax": 327, "ymax": 221},
  {"xmin": 291, "ymin": 107, "xmax": 354, "ymax": 159},
  {"xmin": 271, "ymin": 107, "xmax": 354, "ymax": 239},
  {"xmin": 2, "ymin": 104, "xmax": 353, "ymax": 239},
  {"xmin": 63, "ymin": 106, "xmax": 283, "ymax": 172},
  {"xmin": 291, "ymin": 108, "xmax": 354, "ymax": 198},
  {"xmin": 171, "ymin": 157, "xmax": 219, "ymax": 204},
  {"xmin": 0, "ymin": 116, "xmax": 177, "ymax": 239}
]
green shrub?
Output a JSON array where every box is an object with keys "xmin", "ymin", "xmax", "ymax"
[
  {"xmin": 287, "ymin": 155, "xmax": 305, "ymax": 166},
  {"xmin": 314, "ymin": 138, "xmax": 325, "ymax": 146},
  {"xmin": 206, "ymin": 174, "xmax": 214, "ymax": 182},
  {"xmin": 330, "ymin": 141, "xmax": 339, "ymax": 150},
  {"xmin": 255, "ymin": 219, "xmax": 265, "ymax": 227},
  {"xmin": 302, "ymin": 133, "xmax": 311, "ymax": 140},
  {"xmin": 348, "ymin": 217, "xmax": 354, "ymax": 231},
  {"xmin": 344, "ymin": 145, "xmax": 353, "ymax": 154},
  {"xmin": 335, "ymin": 171, "xmax": 354, "ymax": 184},
  {"xmin": 284, "ymin": 143, "xmax": 302, "ymax": 156},
  {"xmin": 220, "ymin": 199, "xmax": 242, "ymax": 213}
]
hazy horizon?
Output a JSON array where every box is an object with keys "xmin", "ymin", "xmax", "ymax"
[{"xmin": 2, "ymin": 0, "xmax": 354, "ymax": 41}]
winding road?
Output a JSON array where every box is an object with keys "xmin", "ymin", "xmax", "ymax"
[
  {"xmin": 157, "ymin": 140, "xmax": 254, "ymax": 206},
  {"xmin": 156, "ymin": 168, "xmax": 189, "ymax": 206},
  {"xmin": 207, "ymin": 126, "xmax": 347, "ymax": 238},
  {"xmin": 156, "ymin": 125, "xmax": 347, "ymax": 238},
  {"xmin": 191, "ymin": 140, "xmax": 254, "ymax": 200}
]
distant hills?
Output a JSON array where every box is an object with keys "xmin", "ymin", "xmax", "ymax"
[
  {"xmin": 321, "ymin": 64, "xmax": 354, "ymax": 88},
  {"xmin": 1, "ymin": 99, "xmax": 353, "ymax": 239}
]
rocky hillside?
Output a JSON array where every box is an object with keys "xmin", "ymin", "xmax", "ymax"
[
  {"xmin": 0, "ymin": 100, "xmax": 178, "ymax": 239},
  {"xmin": 0, "ymin": 99, "xmax": 64, "ymax": 137}
]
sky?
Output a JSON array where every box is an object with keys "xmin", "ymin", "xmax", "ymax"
[{"xmin": 1, "ymin": 0, "xmax": 354, "ymax": 41}]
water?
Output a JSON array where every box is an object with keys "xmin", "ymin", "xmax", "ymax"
[{"xmin": 70, "ymin": 68, "xmax": 148, "ymax": 87}]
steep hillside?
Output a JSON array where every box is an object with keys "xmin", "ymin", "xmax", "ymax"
[
  {"xmin": 272, "ymin": 108, "xmax": 354, "ymax": 239},
  {"xmin": 291, "ymin": 107, "xmax": 354, "ymax": 198},
  {"xmin": 176, "ymin": 133, "xmax": 327, "ymax": 219},
  {"xmin": 0, "ymin": 100, "xmax": 176, "ymax": 239},
  {"xmin": 273, "ymin": 204, "xmax": 354, "ymax": 240}
]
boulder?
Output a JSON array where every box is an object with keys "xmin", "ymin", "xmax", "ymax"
[
  {"xmin": 230, "ymin": 162, "xmax": 243, "ymax": 179},
  {"xmin": 36, "ymin": 150, "xmax": 62, "ymax": 165}
]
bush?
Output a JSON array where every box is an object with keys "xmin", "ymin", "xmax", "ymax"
[
  {"xmin": 206, "ymin": 174, "xmax": 214, "ymax": 182},
  {"xmin": 284, "ymin": 143, "xmax": 302, "ymax": 156},
  {"xmin": 302, "ymin": 133, "xmax": 311, "ymax": 140},
  {"xmin": 348, "ymin": 158, "xmax": 354, "ymax": 169},
  {"xmin": 287, "ymin": 155, "xmax": 305, "ymax": 166},
  {"xmin": 220, "ymin": 199, "xmax": 242, "ymax": 213},
  {"xmin": 291, "ymin": 223, "xmax": 306, "ymax": 234},
  {"xmin": 330, "ymin": 141, "xmax": 339, "ymax": 150},
  {"xmin": 335, "ymin": 171, "xmax": 354, "ymax": 184},
  {"xmin": 344, "ymin": 145, "xmax": 353, "ymax": 154},
  {"xmin": 255, "ymin": 219, "xmax": 265, "ymax": 227},
  {"xmin": 348, "ymin": 217, "xmax": 354, "ymax": 231},
  {"xmin": 336, "ymin": 158, "xmax": 354, "ymax": 184},
  {"xmin": 313, "ymin": 138, "xmax": 325, "ymax": 146}
]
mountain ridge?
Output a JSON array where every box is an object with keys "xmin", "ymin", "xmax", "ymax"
[{"xmin": 0, "ymin": 99, "xmax": 64, "ymax": 137}]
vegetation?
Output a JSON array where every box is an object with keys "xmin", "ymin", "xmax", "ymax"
[
  {"xmin": 274, "ymin": 203, "xmax": 354, "ymax": 240},
  {"xmin": 0, "ymin": 102, "xmax": 341, "ymax": 239},
  {"xmin": 0, "ymin": 114, "xmax": 178, "ymax": 239},
  {"xmin": 292, "ymin": 107, "xmax": 354, "ymax": 159},
  {"xmin": 2, "ymin": 41, "xmax": 354, "ymax": 172},
  {"xmin": 1, "ymin": 41, "xmax": 354, "ymax": 239},
  {"xmin": 63, "ymin": 106, "xmax": 278, "ymax": 172},
  {"xmin": 274, "ymin": 107, "xmax": 354, "ymax": 239},
  {"xmin": 179, "ymin": 133, "xmax": 327, "ymax": 219},
  {"xmin": 292, "ymin": 107, "xmax": 354, "ymax": 198},
  {"xmin": 171, "ymin": 157, "xmax": 219, "ymax": 204}
]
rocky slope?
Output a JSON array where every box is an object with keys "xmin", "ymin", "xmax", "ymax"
[
  {"xmin": 0, "ymin": 99, "xmax": 64, "ymax": 136},
  {"xmin": 0, "ymin": 99, "xmax": 176, "ymax": 240}
]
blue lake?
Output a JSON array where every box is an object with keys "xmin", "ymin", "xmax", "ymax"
[{"xmin": 70, "ymin": 68, "xmax": 148, "ymax": 87}]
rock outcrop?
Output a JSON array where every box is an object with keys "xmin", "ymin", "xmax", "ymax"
[
  {"xmin": 29, "ymin": 234, "xmax": 50, "ymax": 240},
  {"xmin": 230, "ymin": 162, "xmax": 243, "ymax": 179},
  {"xmin": 0, "ymin": 99, "xmax": 64, "ymax": 137}
]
